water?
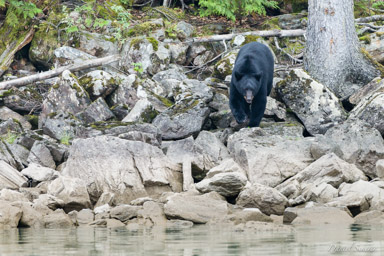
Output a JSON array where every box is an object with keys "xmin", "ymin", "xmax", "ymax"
[{"xmin": 0, "ymin": 224, "xmax": 383, "ymax": 256}]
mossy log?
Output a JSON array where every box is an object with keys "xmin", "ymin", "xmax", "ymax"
[
  {"xmin": 0, "ymin": 54, "xmax": 121, "ymax": 90},
  {"xmin": 0, "ymin": 28, "xmax": 35, "ymax": 77}
]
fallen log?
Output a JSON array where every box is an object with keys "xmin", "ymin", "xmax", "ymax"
[
  {"xmin": 355, "ymin": 14, "xmax": 384, "ymax": 23},
  {"xmin": 188, "ymin": 29, "xmax": 306, "ymax": 43},
  {"xmin": 0, "ymin": 28, "xmax": 35, "ymax": 78},
  {"xmin": 0, "ymin": 54, "xmax": 121, "ymax": 90}
]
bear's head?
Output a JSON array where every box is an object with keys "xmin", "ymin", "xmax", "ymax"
[{"xmin": 234, "ymin": 71, "xmax": 263, "ymax": 104}]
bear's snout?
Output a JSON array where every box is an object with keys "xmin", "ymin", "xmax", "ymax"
[{"xmin": 244, "ymin": 89, "xmax": 254, "ymax": 103}]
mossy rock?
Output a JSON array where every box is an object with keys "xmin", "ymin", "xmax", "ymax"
[{"xmin": 127, "ymin": 20, "xmax": 164, "ymax": 37}]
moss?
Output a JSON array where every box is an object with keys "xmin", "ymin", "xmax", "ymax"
[
  {"xmin": 359, "ymin": 35, "xmax": 371, "ymax": 44},
  {"xmin": 361, "ymin": 48, "xmax": 384, "ymax": 78},
  {"xmin": 141, "ymin": 107, "xmax": 158, "ymax": 123},
  {"xmin": 262, "ymin": 17, "xmax": 280, "ymax": 30},
  {"xmin": 376, "ymin": 31, "xmax": 384, "ymax": 37},
  {"xmin": 90, "ymin": 121, "xmax": 132, "ymax": 130},
  {"xmin": 242, "ymin": 35, "xmax": 262, "ymax": 45},
  {"xmin": 0, "ymin": 89, "xmax": 13, "ymax": 97},
  {"xmin": 130, "ymin": 38, "xmax": 143, "ymax": 50},
  {"xmin": 146, "ymin": 37, "xmax": 159, "ymax": 51},
  {"xmin": 172, "ymin": 99, "xmax": 200, "ymax": 116},
  {"xmin": 150, "ymin": 92, "xmax": 174, "ymax": 107},
  {"xmin": 26, "ymin": 115, "xmax": 39, "ymax": 128},
  {"xmin": 52, "ymin": 83, "xmax": 60, "ymax": 89},
  {"xmin": 127, "ymin": 21, "xmax": 163, "ymax": 37}
]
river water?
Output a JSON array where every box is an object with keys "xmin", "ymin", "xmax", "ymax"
[{"xmin": 0, "ymin": 224, "xmax": 383, "ymax": 256}]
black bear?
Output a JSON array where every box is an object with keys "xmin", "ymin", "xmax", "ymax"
[{"xmin": 229, "ymin": 42, "xmax": 274, "ymax": 127}]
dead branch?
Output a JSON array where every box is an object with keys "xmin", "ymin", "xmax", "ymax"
[
  {"xmin": 355, "ymin": 14, "xmax": 384, "ymax": 23},
  {"xmin": 273, "ymin": 37, "xmax": 303, "ymax": 64},
  {"xmin": 188, "ymin": 29, "xmax": 306, "ymax": 43},
  {"xmin": 0, "ymin": 54, "xmax": 121, "ymax": 90}
]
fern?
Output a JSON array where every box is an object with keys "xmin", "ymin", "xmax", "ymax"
[
  {"xmin": 3, "ymin": 0, "xmax": 42, "ymax": 27},
  {"xmin": 199, "ymin": 0, "xmax": 278, "ymax": 21}
]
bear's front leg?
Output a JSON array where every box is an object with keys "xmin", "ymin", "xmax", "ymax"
[
  {"xmin": 229, "ymin": 85, "xmax": 249, "ymax": 124},
  {"xmin": 249, "ymin": 93, "xmax": 267, "ymax": 127}
]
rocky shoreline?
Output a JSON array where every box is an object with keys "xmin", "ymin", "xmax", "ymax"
[{"xmin": 0, "ymin": 12, "xmax": 384, "ymax": 229}]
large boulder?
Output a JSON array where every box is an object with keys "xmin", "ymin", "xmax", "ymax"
[
  {"xmin": 236, "ymin": 183, "xmax": 288, "ymax": 215},
  {"xmin": 276, "ymin": 69, "xmax": 346, "ymax": 135},
  {"xmin": 195, "ymin": 172, "xmax": 248, "ymax": 197},
  {"xmin": 227, "ymin": 125, "xmax": 314, "ymax": 187},
  {"xmin": 0, "ymin": 160, "xmax": 28, "ymax": 189},
  {"xmin": 0, "ymin": 200, "xmax": 23, "ymax": 228},
  {"xmin": 310, "ymin": 120, "xmax": 384, "ymax": 178},
  {"xmin": 62, "ymin": 136, "xmax": 182, "ymax": 205},
  {"xmin": 79, "ymin": 70, "xmax": 118, "ymax": 100},
  {"xmin": 164, "ymin": 192, "xmax": 228, "ymax": 224},
  {"xmin": 283, "ymin": 206, "xmax": 353, "ymax": 225}
]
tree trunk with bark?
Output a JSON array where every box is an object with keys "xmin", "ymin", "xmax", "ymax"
[{"xmin": 304, "ymin": 0, "xmax": 381, "ymax": 99}]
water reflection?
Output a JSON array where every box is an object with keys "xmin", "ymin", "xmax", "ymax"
[{"xmin": 0, "ymin": 224, "xmax": 383, "ymax": 256}]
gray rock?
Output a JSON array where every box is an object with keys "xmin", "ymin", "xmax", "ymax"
[
  {"xmin": 27, "ymin": 141, "xmax": 56, "ymax": 169},
  {"xmin": 0, "ymin": 160, "xmax": 28, "ymax": 189},
  {"xmin": 122, "ymin": 98, "xmax": 156, "ymax": 123},
  {"xmin": 44, "ymin": 209, "xmax": 74, "ymax": 228},
  {"xmin": 168, "ymin": 43, "xmax": 189, "ymax": 65},
  {"xmin": 152, "ymin": 68, "xmax": 187, "ymax": 83},
  {"xmin": 176, "ymin": 21, "xmax": 194, "ymax": 39},
  {"xmin": 152, "ymin": 99, "xmax": 210, "ymax": 140},
  {"xmin": 354, "ymin": 210, "xmax": 384, "ymax": 224},
  {"xmin": 138, "ymin": 201, "xmax": 167, "ymax": 226},
  {"xmin": 13, "ymin": 201, "xmax": 44, "ymax": 228},
  {"xmin": 229, "ymin": 208, "xmax": 273, "ymax": 224},
  {"xmin": 33, "ymin": 194, "xmax": 64, "ymax": 211},
  {"xmin": 21, "ymin": 163, "xmax": 59, "ymax": 185},
  {"xmin": 278, "ymin": 13, "xmax": 307, "ymax": 30},
  {"xmin": 264, "ymin": 97, "xmax": 286, "ymax": 121},
  {"xmin": 349, "ymin": 90, "xmax": 384, "ymax": 136},
  {"xmin": 78, "ymin": 32, "xmax": 119, "ymax": 57},
  {"xmin": 40, "ymin": 70, "xmax": 91, "ymax": 125},
  {"xmin": 166, "ymin": 219, "xmax": 194, "ymax": 229},
  {"xmin": 47, "ymin": 176, "xmax": 92, "ymax": 212},
  {"xmin": 0, "ymin": 118, "xmax": 22, "ymax": 135},
  {"xmin": 213, "ymin": 50, "xmax": 238, "ymax": 80},
  {"xmin": 6, "ymin": 143, "xmax": 29, "ymax": 169},
  {"xmin": 79, "ymin": 70, "xmax": 118, "ymax": 100},
  {"xmin": 227, "ymin": 127, "xmax": 313, "ymax": 187},
  {"xmin": 276, "ymin": 69, "xmax": 346, "ymax": 135},
  {"xmin": 176, "ymin": 79, "xmax": 214, "ymax": 103},
  {"xmin": 206, "ymin": 158, "xmax": 247, "ymax": 178},
  {"xmin": 283, "ymin": 206, "xmax": 353, "ymax": 225},
  {"xmin": 1, "ymin": 86, "xmax": 43, "ymax": 114},
  {"xmin": 164, "ymin": 192, "xmax": 228, "ymax": 224},
  {"xmin": 110, "ymin": 204, "xmax": 141, "ymax": 222},
  {"xmin": 236, "ymin": 183, "xmax": 288, "ymax": 216},
  {"xmin": 0, "ymin": 188, "xmax": 29, "ymax": 202},
  {"xmin": 377, "ymin": 159, "xmax": 384, "ymax": 179},
  {"xmin": 361, "ymin": 32, "xmax": 384, "ymax": 64},
  {"xmin": 62, "ymin": 136, "xmax": 182, "ymax": 205},
  {"xmin": 42, "ymin": 113, "xmax": 77, "ymax": 142},
  {"xmin": 276, "ymin": 153, "xmax": 367, "ymax": 200},
  {"xmin": 0, "ymin": 106, "xmax": 31, "ymax": 130},
  {"xmin": 196, "ymin": 172, "xmax": 247, "ymax": 197},
  {"xmin": 77, "ymin": 97, "xmax": 115, "ymax": 124},
  {"xmin": 310, "ymin": 120, "xmax": 384, "ymax": 178},
  {"xmin": 107, "ymin": 73, "xmax": 139, "ymax": 112},
  {"xmin": 349, "ymin": 77, "xmax": 384, "ymax": 105},
  {"xmin": 53, "ymin": 46, "xmax": 95, "ymax": 66},
  {"xmin": 0, "ymin": 200, "xmax": 22, "ymax": 228}
]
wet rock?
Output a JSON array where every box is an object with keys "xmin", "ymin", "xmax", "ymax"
[
  {"xmin": 236, "ymin": 183, "xmax": 288, "ymax": 216},
  {"xmin": 229, "ymin": 208, "xmax": 273, "ymax": 224},
  {"xmin": 110, "ymin": 204, "xmax": 141, "ymax": 223},
  {"xmin": 227, "ymin": 126, "xmax": 313, "ymax": 187},
  {"xmin": 62, "ymin": 136, "xmax": 182, "ymax": 205},
  {"xmin": 276, "ymin": 69, "xmax": 346, "ymax": 135},
  {"xmin": 77, "ymin": 97, "xmax": 115, "ymax": 124},
  {"xmin": 0, "ymin": 200, "xmax": 22, "ymax": 228},
  {"xmin": 21, "ymin": 163, "xmax": 59, "ymax": 185},
  {"xmin": 44, "ymin": 209, "xmax": 74, "ymax": 228},
  {"xmin": 68, "ymin": 209, "xmax": 94, "ymax": 226},
  {"xmin": 310, "ymin": 120, "xmax": 384, "ymax": 178},
  {"xmin": 27, "ymin": 141, "xmax": 56, "ymax": 169},
  {"xmin": 0, "ymin": 106, "xmax": 31, "ymax": 130},
  {"xmin": 164, "ymin": 192, "xmax": 228, "ymax": 224},
  {"xmin": 89, "ymin": 218, "xmax": 125, "ymax": 228},
  {"xmin": 354, "ymin": 210, "xmax": 384, "ymax": 224},
  {"xmin": 138, "ymin": 201, "xmax": 167, "ymax": 226},
  {"xmin": 152, "ymin": 99, "xmax": 210, "ymax": 140},
  {"xmin": 0, "ymin": 160, "xmax": 28, "ymax": 189},
  {"xmin": 196, "ymin": 172, "xmax": 248, "ymax": 197},
  {"xmin": 47, "ymin": 176, "xmax": 92, "ymax": 212},
  {"xmin": 283, "ymin": 206, "xmax": 353, "ymax": 225},
  {"xmin": 166, "ymin": 219, "xmax": 194, "ymax": 229},
  {"xmin": 13, "ymin": 201, "xmax": 44, "ymax": 228},
  {"xmin": 79, "ymin": 70, "xmax": 118, "ymax": 100}
]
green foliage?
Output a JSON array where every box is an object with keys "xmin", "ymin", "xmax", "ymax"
[
  {"xmin": 1, "ymin": 131, "xmax": 18, "ymax": 144},
  {"xmin": 1, "ymin": 0, "xmax": 42, "ymax": 27},
  {"xmin": 355, "ymin": 0, "xmax": 384, "ymax": 17},
  {"xmin": 133, "ymin": 62, "xmax": 144, "ymax": 74},
  {"xmin": 60, "ymin": 131, "xmax": 72, "ymax": 146},
  {"xmin": 199, "ymin": 0, "xmax": 279, "ymax": 21}
]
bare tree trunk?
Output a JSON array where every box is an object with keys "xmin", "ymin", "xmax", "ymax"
[
  {"xmin": 163, "ymin": 0, "xmax": 170, "ymax": 7},
  {"xmin": 304, "ymin": 0, "xmax": 380, "ymax": 99}
]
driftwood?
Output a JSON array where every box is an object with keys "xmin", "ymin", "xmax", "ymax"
[
  {"xmin": 0, "ymin": 28, "xmax": 35, "ymax": 78},
  {"xmin": 0, "ymin": 54, "xmax": 121, "ymax": 90},
  {"xmin": 188, "ymin": 29, "xmax": 306, "ymax": 43}
]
